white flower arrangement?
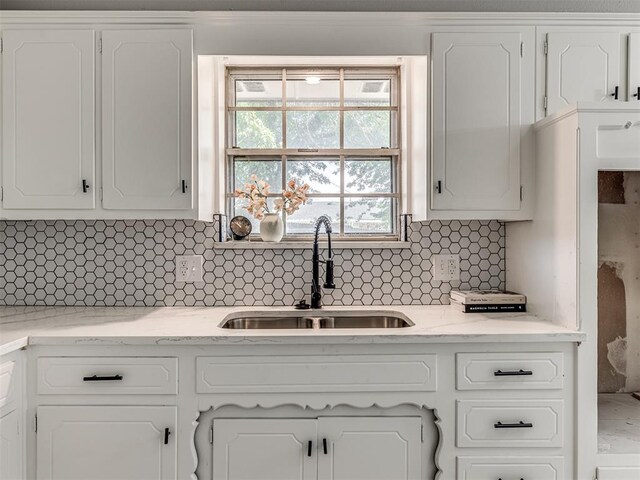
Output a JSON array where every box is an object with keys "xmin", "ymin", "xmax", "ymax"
[{"xmin": 234, "ymin": 175, "xmax": 310, "ymax": 220}]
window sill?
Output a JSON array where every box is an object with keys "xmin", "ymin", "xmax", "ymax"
[{"xmin": 212, "ymin": 241, "xmax": 411, "ymax": 250}]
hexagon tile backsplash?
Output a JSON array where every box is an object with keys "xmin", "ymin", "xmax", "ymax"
[{"xmin": 0, "ymin": 219, "xmax": 504, "ymax": 306}]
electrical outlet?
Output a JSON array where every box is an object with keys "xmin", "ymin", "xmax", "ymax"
[
  {"xmin": 432, "ymin": 254, "xmax": 460, "ymax": 282},
  {"xmin": 175, "ymin": 255, "xmax": 203, "ymax": 282}
]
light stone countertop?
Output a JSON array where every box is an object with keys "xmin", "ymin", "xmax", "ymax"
[{"xmin": 0, "ymin": 305, "xmax": 586, "ymax": 356}]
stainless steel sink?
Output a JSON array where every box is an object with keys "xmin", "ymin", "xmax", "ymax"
[
  {"xmin": 220, "ymin": 313, "xmax": 413, "ymax": 329},
  {"xmin": 317, "ymin": 316, "xmax": 411, "ymax": 329},
  {"xmin": 221, "ymin": 317, "xmax": 315, "ymax": 329}
]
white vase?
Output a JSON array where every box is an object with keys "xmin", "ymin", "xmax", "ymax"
[{"xmin": 260, "ymin": 213, "xmax": 284, "ymax": 242}]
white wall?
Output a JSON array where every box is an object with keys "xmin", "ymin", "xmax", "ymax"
[{"xmin": 2, "ymin": 0, "xmax": 640, "ymax": 12}]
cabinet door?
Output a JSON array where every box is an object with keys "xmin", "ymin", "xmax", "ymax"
[
  {"xmin": 101, "ymin": 30, "xmax": 192, "ymax": 210},
  {"xmin": 629, "ymin": 33, "xmax": 640, "ymax": 102},
  {"xmin": 1, "ymin": 30, "xmax": 95, "ymax": 209},
  {"xmin": 212, "ymin": 419, "xmax": 317, "ymax": 480},
  {"xmin": 36, "ymin": 406, "xmax": 176, "ymax": 480},
  {"xmin": 317, "ymin": 417, "xmax": 422, "ymax": 480},
  {"xmin": 0, "ymin": 409, "xmax": 23, "ymax": 480},
  {"xmin": 432, "ymin": 32, "xmax": 522, "ymax": 211},
  {"xmin": 546, "ymin": 32, "xmax": 621, "ymax": 114}
]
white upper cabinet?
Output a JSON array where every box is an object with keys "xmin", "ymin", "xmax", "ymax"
[
  {"xmin": 101, "ymin": 29, "xmax": 193, "ymax": 211},
  {"xmin": 431, "ymin": 32, "xmax": 527, "ymax": 213},
  {"xmin": 629, "ymin": 33, "xmax": 640, "ymax": 102},
  {"xmin": 1, "ymin": 30, "xmax": 95, "ymax": 210},
  {"xmin": 545, "ymin": 32, "xmax": 621, "ymax": 115}
]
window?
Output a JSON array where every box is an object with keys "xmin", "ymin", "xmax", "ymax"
[{"xmin": 226, "ymin": 67, "xmax": 400, "ymax": 239}]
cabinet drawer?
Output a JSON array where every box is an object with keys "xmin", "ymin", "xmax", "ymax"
[
  {"xmin": 456, "ymin": 400, "xmax": 563, "ymax": 448},
  {"xmin": 37, "ymin": 357, "xmax": 177, "ymax": 395},
  {"xmin": 457, "ymin": 456, "xmax": 564, "ymax": 480},
  {"xmin": 0, "ymin": 360, "xmax": 17, "ymax": 409},
  {"xmin": 596, "ymin": 467, "xmax": 640, "ymax": 480},
  {"xmin": 196, "ymin": 355, "xmax": 436, "ymax": 393},
  {"xmin": 456, "ymin": 352, "xmax": 564, "ymax": 390}
]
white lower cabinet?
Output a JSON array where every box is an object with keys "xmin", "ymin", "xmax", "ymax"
[
  {"xmin": 457, "ymin": 456, "xmax": 564, "ymax": 480},
  {"xmin": 0, "ymin": 351, "xmax": 24, "ymax": 480},
  {"xmin": 212, "ymin": 417, "xmax": 422, "ymax": 480},
  {"xmin": 456, "ymin": 399, "xmax": 564, "ymax": 448},
  {"xmin": 212, "ymin": 419, "xmax": 317, "ymax": 480},
  {"xmin": 317, "ymin": 417, "xmax": 422, "ymax": 480},
  {"xmin": 36, "ymin": 406, "xmax": 177, "ymax": 480},
  {"xmin": 0, "ymin": 408, "xmax": 23, "ymax": 480},
  {"xmin": 28, "ymin": 345, "xmax": 574, "ymax": 480}
]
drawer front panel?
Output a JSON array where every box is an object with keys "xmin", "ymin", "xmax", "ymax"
[
  {"xmin": 37, "ymin": 357, "xmax": 177, "ymax": 395},
  {"xmin": 0, "ymin": 360, "xmax": 17, "ymax": 409},
  {"xmin": 456, "ymin": 352, "xmax": 564, "ymax": 390},
  {"xmin": 457, "ymin": 400, "xmax": 563, "ymax": 448},
  {"xmin": 596, "ymin": 467, "xmax": 640, "ymax": 480},
  {"xmin": 457, "ymin": 456, "xmax": 564, "ymax": 480},
  {"xmin": 196, "ymin": 355, "xmax": 436, "ymax": 393}
]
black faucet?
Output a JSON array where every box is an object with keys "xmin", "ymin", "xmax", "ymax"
[{"xmin": 311, "ymin": 215, "xmax": 335, "ymax": 309}]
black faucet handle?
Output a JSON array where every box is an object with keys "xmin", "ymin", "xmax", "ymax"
[{"xmin": 323, "ymin": 259, "xmax": 336, "ymax": 289}]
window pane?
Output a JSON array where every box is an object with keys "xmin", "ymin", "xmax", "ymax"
[
  {"xmin": 235, "ymin": 79, "xmax": 282, "ymax": 107},
  {"xmin": 287, "ymin": 158, "xmax": 340, "ymax": 194},
  {"xmin": 286, "ymin": 198, "xmax": 341, "ymax": 234},
  {"xmin": 286, "ymin": 111, "xmax": 339, "ymax": 149},
  {"xmin": 344, "ymin": 110, "xmax": 391, "ymax": 149},
  {"xmin": 344, "ymin": 198, "xmax": 394, "ymax": 234},
  {"xmin": 286, "ymin": 78, "xmax": 339, "ymax": 106},
  {"xmin": 235, "ymin": 111, "xmax": 283, "ymax": 148},
  {"xmin": 232, "ymin": 197, "xmax": 279, "ymax": 235},
  {"xmin": 345, "ymin": 158, "xmax": 393, "ymax": 193},
  {"xmin": 233, "ymin": 158, "xmax": 282, "ymax": 191},
  {"xmin": 344, "ymin": 79, "xmax": 391, "ymax": 106}
]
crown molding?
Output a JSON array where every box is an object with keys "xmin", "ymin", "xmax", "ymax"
[{"xmin": 2, "ymin": 10, "xmax": 640, "ymax": 26}]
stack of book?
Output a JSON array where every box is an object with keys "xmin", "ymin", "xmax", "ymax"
[{"xmin": 449, "ymin": 290, "xmax": 527, "ymax": 313}]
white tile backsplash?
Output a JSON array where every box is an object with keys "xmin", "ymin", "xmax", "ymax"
[{"xmin": 0, "ymin": 219, "xmax": 504, "ymax": 306}]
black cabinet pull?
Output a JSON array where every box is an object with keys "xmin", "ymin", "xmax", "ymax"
[
  {"xmin": 494, "ymin": 369, "xmax": 533, "ymax": 376},
  {"xmin": 307, "ymin": 440, "xmax": 312, "ymax": 457},
  {"xmin": 181, "ymin": 180, "xmax": 187, "ymax": 193},
  {"xmin": 322, "ymin": 438, "xmax": 328, "ymax": 455},
  {"xmin": 436, "ymin": 180, "xmax": 442, "ymax": 194},
  {"xmin": 164, "ymin": 427, "xmax": 171, "ymax": 445},
  {"xmin": 82, "ymin": 374, "xmax": 123, "ymax": 382},
  {"xmin": 494, "ymin": 421, "xmax": 533, "ymax": 429},
  {"xmin": 611, "ymin": 85, "xmax": 619, "ymax": 100},
  {"xmin": 82, "ymin": 179, "xmax": 89, "ymax": 193},
  {"xmin": 633, "ymin": 87, "xmax": 640, "ymax": 99}
]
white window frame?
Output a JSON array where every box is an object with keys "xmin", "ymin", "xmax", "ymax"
[
  {"xmin": 199, "ymin": 55, "xmax": 428, "ymax": 242},
  {"xmin": 227, "ymin": 65, "xmax": 401, "ymax": 240}
]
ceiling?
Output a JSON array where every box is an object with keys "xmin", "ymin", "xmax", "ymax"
[{"xmin": 2, "ymin": 0, "xmax": 640, "ymax": 12}]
